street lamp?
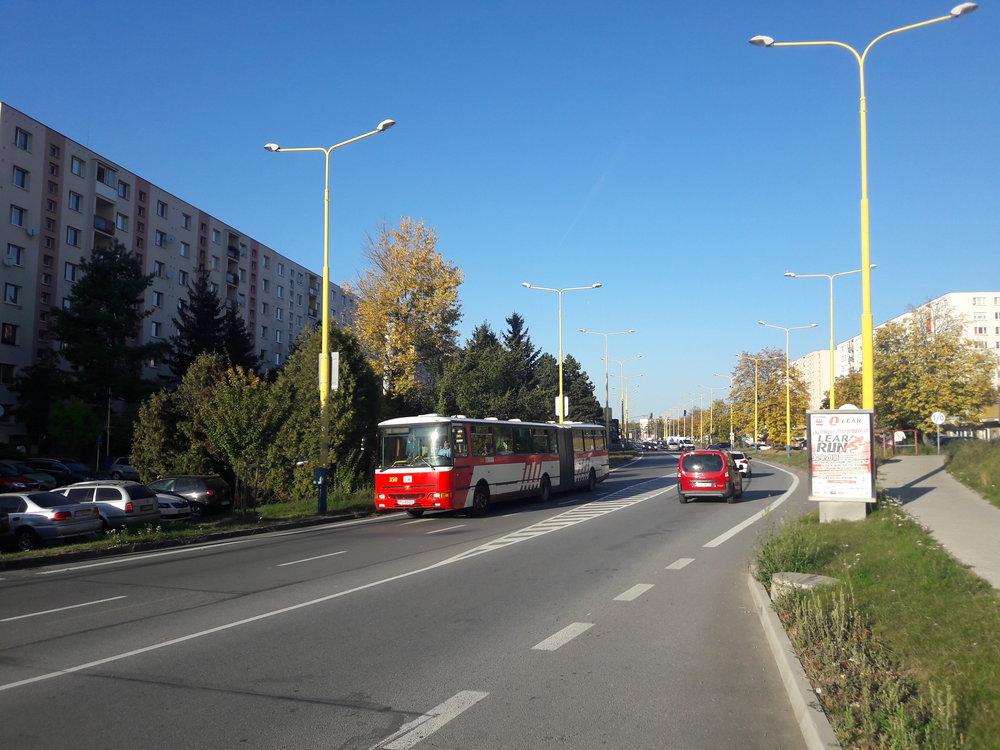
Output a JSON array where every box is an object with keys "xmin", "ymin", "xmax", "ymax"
[
  {"xmin": 580, "ymin": 327, "xmax": 635, "ymax": 446},
  {"xmin": 263, "ymin": 118, "xmax": 395, "ymax": 512},
  {"xmin": 607, "ymin": 355, "xmax": 643, "ymax": 437},
  {"xmin": 737, "ymin": 353, "xmax": 781, "ymax": 449},
  {"xmin": 713, "ymin": 373, "xmax": 734, "ymax": 447},
  {"xmin": 699, "ymin": 384, "xmax": 726, "ymax": 442},
  {"xmin": 689, "ymin": 391, "xmax": 705, "ymax": 446},
  {"xmin": 784, "ymin": 265, "xmax": 875, "ymax": 408},
  {"xmin": 750, "ymin": 4, "xmax": 977, "ymax": 411},
  {"xmin": 758, "ymin": 321, "xmax": 819, "ymax": 456},
  {"xmin": 523, "ymin": 283, "xmax": 602, "ymax": 423}
]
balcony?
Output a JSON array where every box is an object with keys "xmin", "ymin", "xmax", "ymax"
[
  {"xmin": 308, "ymin": 286, "xmax": 319, "ymax": 297},
  {"xmin": 93, "ymin": 215, "xmax": 115, "ymax": 236},
  {"xmin": 227, "ymin": 247, "xmax": 240, "ymax": 260},
  {"xmin": 226, "ymin": 273, "xmax": 238, "ymax": 286},
  {"xmin": 307, "ymin": 307, "xmax": 318, "ymax": 319}
]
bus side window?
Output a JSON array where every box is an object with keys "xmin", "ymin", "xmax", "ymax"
[
  {"xmin": 471, "ymin": 428, "xmax": 493, "ymax": 456},
  {"xmin": 573, "ymin": 429, "xmax": 585, "ymax": 452},
  {"xmin": 494, "ymin": 426, "xmax": 514, "ymax": 455},
  {"xmin": 514, "ymin": 427, "xmax": 533, "ymax": 454}
]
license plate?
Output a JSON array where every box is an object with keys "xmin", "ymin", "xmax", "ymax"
[
  {"xmin": 693, "ymin": 481, "xmax": 713, "ymax": 487},
  {"xmin": 141, "ymin": 504, "xmax": 154, "ymax": 511},
  {"xmin": 74, "ymin": 509, "xmax": 91, "ymax": 517},
  {"xmin": 397, "ymin": 499, "xmax": 416, "ymax": 506}
]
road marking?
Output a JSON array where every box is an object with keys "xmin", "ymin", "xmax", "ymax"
[
  {"xmin": 532, "ymin": 622, "xmax": 594, "ymax": 651},
  {"xmin": 426, "ymin": 525, "xmax": 466, "ymax": 535},
  {"xmin": 371, "ymin": 690, "xmax": 489, "ymax": 749},
  {"xmin": 614, "ymin": 584, "xmax": 654, "ymax": 601},
  {"xmin": 36, "ymin": 539, "xmax": 253, "ymax": 575},
  {"xmin": 1, "ymin": 596, "xmax": 127, "ymax": 623},
  {"xmin": 702, "ymin": 466, "xmax": 799, "ymax": 548},
  {"xmin": 666, "ymin": 557, "xmax": 695, "ymax": 570},
  {"xmin": 401, "ymin": 518, "xmax": 430, "ymax": 525},
  {"xmin": 276, "ymin": 551, "xmax": 346, "ymax": 567}
]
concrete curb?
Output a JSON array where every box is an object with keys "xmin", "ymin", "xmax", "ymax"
[{"xmin": 747, "ymin": 571, "xmax": 841, "ymax": 750}]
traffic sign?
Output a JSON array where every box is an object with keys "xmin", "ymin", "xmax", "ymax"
[{"xmin": 931, "ymin": 411, "xmax": 946, "ymax": 425}]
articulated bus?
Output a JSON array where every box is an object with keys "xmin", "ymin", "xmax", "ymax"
[{"xmin": 375, "ymin": 414, "xmax": 610, "ymax": 517}]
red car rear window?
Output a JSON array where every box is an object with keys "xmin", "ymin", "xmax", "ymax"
[{"xmin": 681, "ymin": 454, "xmax": 724, "ymax": 472}]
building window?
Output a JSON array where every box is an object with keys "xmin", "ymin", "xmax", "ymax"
[
  {"xmin": 263, "ymin": 255, "xmax": 270, "ymax": 269},
  {"xmin": 178, "ymin": 270, "xmax": 188, "ymax": 286},
  {"xmin": 6, "ymin": 244, "xmax": 23, "ymax": 266},
  {"xmin": 211, "ymin": 229, "xmax": 221, "ymax": 243},
  {"xmin": 973, "ymin": 312, "xmax": 987, "ymax": 320},
  {"xmin": 154, "ymin": 230, "xmax": 165, "ymax": 247},
  {"xmin": 151, "ymin": 321, "xmax": 162, "ymax": 337},
  {"xmin": 277, "ymin": 262, "xmax": 285, "ymax": 276},
  {"xmin": 12, "ymin": 166, "xmax": 28, "ymax": 189},
  {"xmin": 70, "ymin": 156, "xmax": 84, "ymax": 176},
  {"xmin": 46, "ymin": 199, "xmax": 56, "ymax": 212},
  {"xmin": 275, "ymin": 329, "xmax": 283, "ymax": 343},
  {"xmin": 41, "ymin": 273, "xmax": 52, "ymax": 286},
  {"xmin": 64, "ymin": 262, "xmax": 77, "ymax": 281},
  {"xmin": 156, "ymin": 200, "xmax": 167, "ymax": 218},
  {"xmin": 974, "ymin": 326, "xmax": 987, "ymax": 335},
  {"xmin": 96, "ymin": 164, "xmax": 117, "ymax": 188},
  {"xmin": 261, "ymin": 302, "xmax": 269, "ymax": 315},
  {"xmin": 0, "ymin": 363, "xmax": 14, "ymax": 384},
  {"xmin": 49, "ymin": 144, "xmax": 60, "ymax": 158},
  {"xmin": 44, "ymin": 218, "xmax": 55, "ymax": 231},
  {"xmin": 68, "ymin": 191, "xmax": 82, "ymax": 212},
  {"xmin": 4, "ymin": 284, "xmax": 20, "ymax": 305},
  {"xmin": 182, "ymin": 213, "xmax": 191, "ymax": 229},
  {"xmin": 44, "ymin": 236, "xmax": 54, "ymax": 249},
  {"xmin": 275, "ymin": 307, "xmax": 283, "ymax": 321},
  {"xmin": 262, "ymin": 279, "xmax": 269, "ymax": 292},
  {"xmin": 1, "ymin": 323, "xmax": 17, "ymax": 345},
  {"xmin": 66, "ymin": 226, "xmax": 80, "ymax": 246},
  {"xmin": 118, "ymin": 181, "xmax": 130, "ymax": 199},
  {"xmin": 180, "ymin": 242, "xmax": 190, "ymax": 258},
  {"xmin": 153, "ymin": 261, "xmax": 164, "ymax": 277},
  {"xmin": 137, "ymin": 221, "xmax": 144, "ymax": 233},
  {"xmin": 277, "ymin": 285, "xmax": 284, "ymax": 299},
  {"xmin": 40, "ymin": 292, "xmax": 50, "ymax": 304},
  {"xmin": 261, "ymin": 325, "xmax": 268, "ymax": 338},
  {"xmin": 972, "ymin": 297, "xmax": 986, "ymax": 305},
  {"xmin": 274, "ymin": 353, "xmax": 281, "ymax": 366},
  {"xmin": 210, "ymin": 255, "xmax": 219, "ymax": 269},
  {"xmin": 138, "ymin": 190, "xmax": 146, "ymax": 202},
  {"xmin": 10, "ymin": 205, "xmax": 25, "ymax": 227},
  {"xmin": 116, "ymin": 213, "xmax": 129, "ymax": 231},
  {"xmin": 14, "ymin": 128, "xmax": 31, "ymax": 151}
]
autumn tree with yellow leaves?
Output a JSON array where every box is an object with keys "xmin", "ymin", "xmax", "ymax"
[{"xmin": 347, "ymin": 218, "xmax": 463, "ymax": 412}]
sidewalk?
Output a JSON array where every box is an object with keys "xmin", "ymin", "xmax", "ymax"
[{"xmin": 877, "ymin": 454, "xmax": 1000, "ymax": 591}]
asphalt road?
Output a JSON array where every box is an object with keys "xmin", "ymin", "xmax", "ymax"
[{"xmin": 0, "ymin": 453, "xmax": 809, "ymax": 749}]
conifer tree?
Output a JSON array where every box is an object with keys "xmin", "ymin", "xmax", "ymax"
[
  {"xmin": 166, "ymin": 267, "xmax": 225, "ymax": 377},
  {"xmin": 222, "ymin": 305, "xmax": 259, "ymax": 371}
]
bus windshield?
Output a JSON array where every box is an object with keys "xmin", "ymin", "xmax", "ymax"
[{"xmin": 379, "ymin": 424, "xmax": 454, "ymax": 469}]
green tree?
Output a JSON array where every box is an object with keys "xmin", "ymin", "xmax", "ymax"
[
  {"xmin": 51, "ymin": 240, "xmax": 159, "ymax": 405},
  {"xmin": 435, "ymin": 323, "xmax": 517, "ymax": 419},
  {"xmin": 8, "ymin": 350, "xmax": 69, "ymax": 453},
  {"xmin": 222, "ymin": 306, "xmax": 259, "ymax": 371},
  {"xmin": 48, "ymin": 397, "xmax": 102, "ymax": 462},
  {"xmin": 562, "ymin": 354, "xmax": 603, "ymax": 423},
  {"xmin": 731, "ymin": 348, "xmax": 809, "ymax": 445},
  {"xmin": 348, "ymin": 217, "xmax": 463, "ymax": 413},
  {"xmin": 165, "ymin": 267, "xmax": 225, "ymax": 377}
]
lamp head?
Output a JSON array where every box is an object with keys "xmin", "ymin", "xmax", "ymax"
[
  {"xmin": 263, "ymin": 143, "xmax": 281, "ymax": 152},
  {"xmin": 376, "ymin": 119, "xmax": 396, "ymax": 132},
  {"xmin": 757, "ymin": 321, "xmax": 766, "ymax": 326},
  {"xmin": 950, "ymin": 3, "xmax": 977, "ymax": 17},
  {"xmin": 783, "ymin": 271, "xmax": 796, "ymax": 277},
  {"xmin": 809, "ymin": 323, "xmax": 819, "ymax": 328},
  {"xmin": 749, "ymin": 35, "xmax": 775, "ymax": 47},
  {"xmin": 521, "ymin": 282, "xmax": 532, "ymax": 288},
  {"xmin": 627, "ymin": 329, "xmax": 636, "ymax": 333},
  {"xmin": 592, "ymin": 283, "xmax": 603, "ymax": 288}
]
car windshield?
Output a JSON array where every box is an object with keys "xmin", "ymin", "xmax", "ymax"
[
  {"xmin": 26, "ymin": 492, "xmax": 77, "ymax": 508},
  {"xmin": 379, "ymin": 424, "xmax": 454, "ymax": 469},
  {"xmin": 681, "ymin": 454, "xmax": 724, "ymax": 472},
  {"xmin": 0, "ymin": 465, "xmax": 20, "ymax": 477}
]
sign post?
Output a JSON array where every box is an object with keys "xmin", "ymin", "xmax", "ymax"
[
  {"xmin": 931, "ymin": 411, "xmax": 946, "ymax": 453},
  {"xmin": 806, "ymin": 409, "xmax": 876, "ymax": 522}
]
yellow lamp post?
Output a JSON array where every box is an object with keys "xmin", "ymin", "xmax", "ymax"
[
  {"xmin": 264, "ymin": 119, "xmax": 395, "ymax": 512},
  {"xmin": 580, "ymin": 327, "xmax": 635, "ymax": 446},
  {"xmin": 737, "ymin": 353, "xmax": 781, "ymax": 449},
  {"xmin": 607, "ymin": 355, "xmax": 643, "ymax": 438},
  {"xmin": 784, "ymin": 265, "xmax": 875, "ymax": 408},
  {"xmin": 750, "ymin": 3, "xmax": 978, "ymax": 411},
  {"xmin": 758, "ymin": 321, "xmax": 818, "ymax": 456},
  {"xmin": 523, "ymin": 283, "xmax": 602, "ymax": 423},
  {"xmin": 713, "ymin": 373, "xmax": 734, "ymax": 447},
  {"xmin": 690, "ymin": 391, "xmax": 705, "ymax": 446},
  {"xmin": 699, "ymin": 384, "xmax": 725, "ymax": 442}
]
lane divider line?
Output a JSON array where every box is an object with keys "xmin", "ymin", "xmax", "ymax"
[
  {"xmin": 613, "ymin": 584, "xmax": 654, "ymax": 602},
  {"xmin": 371, "ymin": 690, "xmax": 490, "ymax": 750},
  {"xmin": 425, "ymin": 525, "xmax": 467, "ymax": 535},
  {"xmin": 532, "ymin": 622, "xmax": 594, "ymax": 651},
  {"xmin": 276, "ymin": 551, "xmax": 346, "ymax": 567},
  {"xmin": 1, "ymin": 596, "xmax": 128, "ymax": 623},
  {"xmin": 702, "ymin": 466, "xmax": 799, "ymax": 549},
  {"xmin": 665, "ymin": 558, "xmax": 695, "ymax": 570}
]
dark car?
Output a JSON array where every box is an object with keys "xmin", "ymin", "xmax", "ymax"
[
  {"xmin": 676, "ymin": 450, "xmax": 744, "ymax": 504},
  {"xmin": 145, "ymin": 476, "xmax": 232, "ymax": 518},
  {"xmin": 23, "ymin": 458, "xmax": 97, "ymax": 487}
]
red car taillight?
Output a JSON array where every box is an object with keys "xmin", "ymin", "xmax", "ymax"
[
  {"xmin": 205, "ymin": 490, "xmax": 213, "ymax": 497},
  {"xmin": 125, "ymin": 501, "xmax": 134, "ymax": 513},
  {"xmin": 52, "ymin": 510, "xmax": 72, "ymax": 521}
]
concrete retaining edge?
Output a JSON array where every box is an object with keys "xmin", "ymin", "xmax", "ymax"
[{"xmin": 747, "ymin": 571, "xmax": 841, "ymax": 750}]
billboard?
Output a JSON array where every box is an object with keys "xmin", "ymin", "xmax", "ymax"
[{"xmin": 806, "ymin": 410, "xmax": 876, "ymax": 502}]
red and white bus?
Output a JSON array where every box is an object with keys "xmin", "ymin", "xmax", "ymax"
[{"xmin": 375, "ymin": 414, "xmax": 610, "ymax": 517}]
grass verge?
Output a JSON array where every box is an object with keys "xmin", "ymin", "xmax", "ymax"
[
  {"xmin": 945, "ymin": 440, "xmax": 1000, "ymax": 509},
  {"xmin": 754, "ymin": 502, "xmax": 1000, "ymax": 749}
]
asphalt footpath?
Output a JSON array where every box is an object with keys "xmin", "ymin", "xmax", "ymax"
[{"xmin": 878, "ymin": 453, "xmax": 1000, "ymax": 591}]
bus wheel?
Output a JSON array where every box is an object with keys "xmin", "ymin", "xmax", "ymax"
[
  {"xmin": 406, "ymin": 509, "xmax": 425, "ymax": 518},
  {"xmin": 538, "ymin": 475, "xmax": 552, "ymax": 503},
  {"xmin": 470, "ymin": 484, "xmax": 490, "ymax": 517},
  {"xmin": 587, "ymin": 469, "xmax": 597, "ymax": 492}
]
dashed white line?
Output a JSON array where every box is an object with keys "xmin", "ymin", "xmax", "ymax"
[
  {"xmin": 1, "ymin": 596, "xmax": 128, "ymax": 622},
  {"xmin": 401, "ymin": 518, "xmax": 430, "ymax": 525},
  {"xmin": 532, "ymin": 622, "xmax": 594, "ymax": 651},
  {"xmin": 372, "ymin": 690, "xmax": 489, "ymax": 749},
  {"xmin": 614, "ymin": 584, "xmax": 654, "ymax": 602},
  {"xmin": 426, "ymin": 525, "xmax": 466, "ymax": 535},
  {"xmin": 276, "ymin": 551, "xmax": 346, "ymax": 567},
  {"xmin": 702, "ymin": 468, "xmax": 798, "ymax": 548},
  {"xmin": 36, "ymin": 539, "xmax": 252, "ymax": 575},
  {"xmin": 666, "ymin": 557, "xmax": 695, "ymax": 570}
]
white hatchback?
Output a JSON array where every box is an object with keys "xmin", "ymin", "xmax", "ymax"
[
  {"xmin": 53, "ymin": 481, "xmax": 161, "ymax": 529},
  {"xmin": 730, "ymin": 451, "xmax": 751, "ymax": 477}
]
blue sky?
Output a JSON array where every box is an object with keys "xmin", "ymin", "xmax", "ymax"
[{"xmin": 7, "ymin": 1, "xmax": 998, "ymax": 419}]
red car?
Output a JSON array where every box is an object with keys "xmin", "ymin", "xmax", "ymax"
[
  {"xmin": 676, "ymin": 450, "xmax": 743, "ymax": 504},
  {"xmin": 0, "ymin": 464, "xmax": 41, "ymax": 492}
]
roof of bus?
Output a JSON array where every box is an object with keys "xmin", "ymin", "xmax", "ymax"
[{"xmin": 377, "ymin": 414, "xmax": 605, "ymax": 430}]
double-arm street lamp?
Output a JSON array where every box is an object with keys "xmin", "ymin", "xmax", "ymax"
[
  {"xmin": 750, "ymin": 3, "xmax": 978, "ymax": 411},
  {"xmin": 264, "ymin": 119, "xmax": 395, "ymax": 512},
  {"xmin": 737, "ymin": 353, "xmax": 781, "ymax": 449},
  {"xmin": 580, "ymin": 328, "xmax": 635, "ymax": 446},
  {"xmin": 758, "ymin": 321, "xmax": 818, "ymax": 456},
  {"xmin": 607, "ymin": 355, "xmax": 643, "ymax": 438},
  {"xmin": 523, "ymin": 283, "xmax": 602, "ymax": 423},
  {"xmin": 784, "ymin": 265, "xmax": 875, "ymax": 408}
]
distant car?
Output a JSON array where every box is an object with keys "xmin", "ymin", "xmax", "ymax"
[
  {"xmin": 676, "ymin": 450, "xmax": 743, "ymax": 504},
  {"xmin": 730, "ymin": 451, "xmax": 751, "ymax": 478},
  {"xmin": 0, "ymin": 460, "xmax": 58, "ymax": 490},
  {"xmin": 23, "ymin": 458, "xmax": 97, "ymax": 486},
  {"xmin": 666, "ymin": 440, "xmax": 679, "ymax": 451},
  {"xmin": 680, "ymin": 439, "xmax": 695, "ymax": 451},
  {"xmin": 52, "ymin": 481, "xmax": 161, "ymax": 529},
  {"xmin": 145, "ymin": 476, "xmax": 233, "ymax": 518},
  {"xmin": 0, "ymin": 491, "xmax": 102, "ymax": 551},
  {"xmin": 153, "ymin": 490, "xmax": 191, "ymax": 521},
  {"xmin": 104, "ymin": 456, "xmax": 140, "ymax": 481},
  {"xmin": 0, "ymin": 464, "xmax": 41, "ymax": 492}
]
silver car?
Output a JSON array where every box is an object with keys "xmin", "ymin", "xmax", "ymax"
[
  {"xmin": 0, "ymin": 491, "xmax": 103, "ymax": 551},
  {"xmin": 52, "ymin": 481, "xmax": 161, "ymax": 529}
]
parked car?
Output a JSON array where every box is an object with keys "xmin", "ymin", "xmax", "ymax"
[
  {"xmin": 154, "ymin": 490, "xmax": 191, "ymax": 521},
  {"xmin": 0, "ymin": 460, "xmax": 59, "ymax": 490},
  {"xmin": 145, "ymin": 476, "xmax": 232, "ymax": 518},
  {"xmin": 103, "ymin": 456, "xmax": 140, "ymax": 481},
  {"xmin": 0, "ymin": 464, "xmax": 41, "ymax": 492},
  {"xmin": 51, "ymin": 481, "xmax": 161, "ymax": 529},
  {"xmin": 730, "ymin": 451, "xmax": 751, "ymax": 478},
  {"xmin": 676, "ymin": 450, "xmax": 743, "ymax": 504},
  {"xmin": 0, "ymin": 491, "xmax": 103, "ymax": 551},
  {"xmin": 23, "ymin": 458, "xmax": 97, "ymax": 486},
  {"xmin": 679, "ymin": 439, "xmax": 695, "ymax": 451}
]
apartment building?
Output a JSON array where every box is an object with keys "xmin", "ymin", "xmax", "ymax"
[{"xmin": 1, "ymin": 102, "xmax": 356, "ymax": 447}]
